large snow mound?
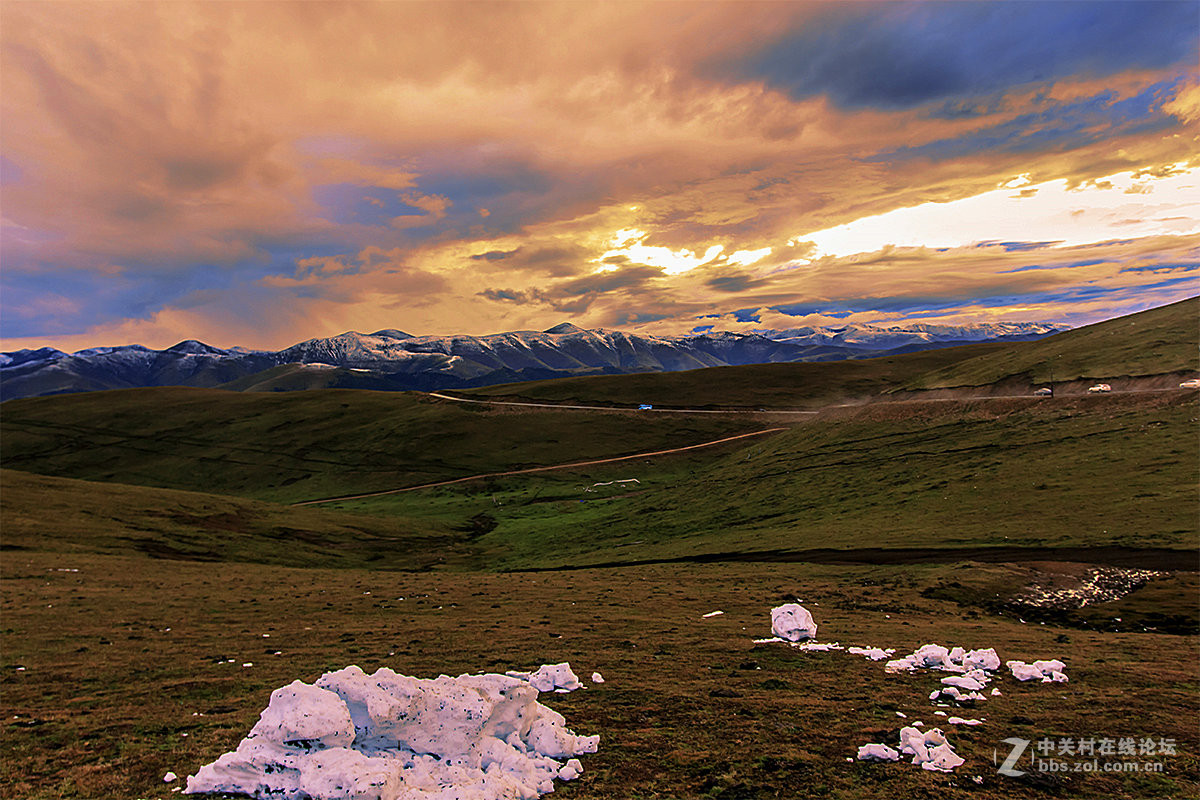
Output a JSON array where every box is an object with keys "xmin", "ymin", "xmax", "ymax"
[
  {"xmin": 185, "ymin": 664, "xmax": 599, "ymax": 800},
  {"xmin": 770, "ymin": 603, "xmax": 817, "ymax": 642}
]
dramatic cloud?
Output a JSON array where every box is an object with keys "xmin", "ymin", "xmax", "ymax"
[{"xmin": 1, "ymin": 0, "xmax": 1196, "ymax": 351}]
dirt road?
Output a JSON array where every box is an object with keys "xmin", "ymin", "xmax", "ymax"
[
  {"xmin": 291, "ymin": 427, "xmax": 786, "ymax": 506},
  {"xmin": 426, "ymin": 392, "xmax": 818, "ymax": 414}
]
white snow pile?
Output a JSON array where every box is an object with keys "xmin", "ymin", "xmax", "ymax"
[
  {"xmin": 770, "ymin": 603, "xmax": 817, "ymax": 642},
  {"xmin": 856, "ymin": 743, "xmax": 900, "ymax": 762},
  {"xmin": 796, "ymin": 641, "xmax": 843, "ymax": 652},
  {"xmin": 856, "ymin": 727, "xmax": 964, "ymax": 772},
  {"xmin": 1007, "ymin": 659, "xmax": 1068, "ymax": 682},
  {"xmin": 881, "ymin": 645, "xmax": 1003, "ymax": 705},
  {"xmin": 506, "ymin": 662, "xmax": 584, "ymax": 693},
  {"xmin": 847, "ymin": 646, "xmax": 895, "ymax": 661},
  {"xmin": 185, "ymin": 664, "xmax": 599, "ymax": 800},
  {"xmin": 898, "ymin": 726, "xmax": 965, "ymax": 772},
  {"xmin": 884, "ymin": 644, "xmax": 999, "ymax": 674}
]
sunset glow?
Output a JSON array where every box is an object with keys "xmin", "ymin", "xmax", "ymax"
[{"xmin": 1, "ymin": 1, "xmax": 1196, "ymax": 350}]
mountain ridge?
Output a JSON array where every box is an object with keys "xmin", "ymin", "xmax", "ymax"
[{"xmin": 0, "ymin": 319, "xmax": 1070, "ymax": 401}]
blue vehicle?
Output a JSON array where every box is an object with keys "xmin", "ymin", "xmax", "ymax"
[{"xmin": 637, "ymin": 404, "xmax": 653, "ymax": 410}]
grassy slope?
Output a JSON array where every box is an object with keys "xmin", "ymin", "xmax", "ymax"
[
  {"xmin": 900, "ymin": 295, "xmax": 1199, "ymax": 389},
  {"xmin": 327, "ymin": 392, "xmax": 1199, "ymax": 569},
  {"xmin": 0, "ymin": 469, "xmax": 473, "ymax": 570},
  {"xmin": 459, "ymin": 343, "xmax": 1010, "ymax": 409},
  {"xmin": 0, "ymin": 387, "xmax": 762, "ymax": 503},
  {"xmin": 215, "ymin": 363, "xmax": 349, "ymax": 392}
]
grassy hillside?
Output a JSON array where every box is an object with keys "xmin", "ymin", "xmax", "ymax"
[
  {"xmin": 461, "ymin": 343, "xmax": 1010, "ymax": 409},
  {"xmin": 327, "ymin": 392, "xmax": 1199, "ymax": 569},
  {"xmin": 0, "ymin": 469, "xmax": 471, "ymax": 570},
  {"xmin": 4, "ymin": 552, "xmax": 1197, "ymax": 800},
  {"xmin": 0, "ymin": 387, "xmax": 763, "ymax": 503},
  {"xmin": 901, "ymin": 296, "xmax": 1199, "ymax": 390},
  {"xmin": 215, "ymin": 363, "xmax": 353, "ymax": 392}
]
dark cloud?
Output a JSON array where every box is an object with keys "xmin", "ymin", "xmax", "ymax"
[
  {"xmin": 873, "ymin": 80, "xmax": 1183, "ymax": 163},
  {"xmin": 162, "ymin": 154, "xmax": 248, "ymax": 192},
  {"xmin": 612, "ymin": 310, "xmax": 671, "ymax": 326},
  {"xmin": 470, "ymin": 249, "xmax": 516, "ymax": 262},
  {"xmin": 998, "ymin": 259, "xmax": 1107, "ymax": 274},
  {"xmin": 556, "ymin": 265, "xmax": 663, "ymax": 296},
  {"xmin": 476, "ymin": 288, "xmax": 542, "ymax": 304},
  {"xmin": 469, "ymin": 245, "xmax": 588, "ymax": 277},
  {"xmin": 706, "ymin": 273, "xmax": 770, "ymax": 293},
  {"xmin": 1119, "ymin": 264, "xmax": 1199, "ymax": 274},
  {"xmin": 709, "ymin": 1, "xmax": 1198, "ymax": 110}
]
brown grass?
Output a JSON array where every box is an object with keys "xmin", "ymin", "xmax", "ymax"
[{"xmin": 2, "ymin": 552, "xmax": 1196, "ymax": 799}]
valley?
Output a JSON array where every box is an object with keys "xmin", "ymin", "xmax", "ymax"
[{"xmin": 1, "ymin": 299, "xmax": 1197, "ymax": 799}]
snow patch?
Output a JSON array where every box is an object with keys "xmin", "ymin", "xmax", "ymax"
[
  {"xmin": 856, "ymin": 743, "xmax": 900, "ymax": 761},
  {"xmin": 185, "ymin": 665, "xmax": 598, "ymax": 800},
  {"xmin": 899, "ymin": 726, "xmax": 965, "ymax": 772},
  {"xmin": 506, "ymin": 662, "xmax": 583, "ymax": 693},
  {"xmin": 1007, "ymin": 659, "xmax": 1068, "ymax": 682},
  {"xmin": 847, "ymin": 646, "xmax": 895, "ymax": 661},
  {"xmin": 770, "ymin": 604, "xmax": 817, "ymax": 642}
]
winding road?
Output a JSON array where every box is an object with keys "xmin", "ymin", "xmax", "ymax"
[
  {"xmin": 291, "ymin": 426, "xmax": 786, "ymax": 506},
  {"xmin": 426, "ymin": 392, "xmax": 818, "ymax": 414},
  {"xmin": 293, "ymin": 384, "xmax": 1191, "ymax": 506}
]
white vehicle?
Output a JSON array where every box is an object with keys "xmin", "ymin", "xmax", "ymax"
[
  {"xmin": 1087, "ymin": 383, "xmax": 1112, "ymax": 393},
  {"xmin": 1033, "ymin": 387, "xmax": 1053, "ymax": 396},
  {"xmin": 1180, "ymin": 379, "xmax": 1200, "ymax": 389}
]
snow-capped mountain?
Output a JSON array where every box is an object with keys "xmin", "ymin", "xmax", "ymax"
[
  {"xmin": 764, "ymin": 321, "xmax": 1066, "ymax": 352},
  {"xmin": 0, "ymin": 320, "xmax": 1068, "ymax": 401}
]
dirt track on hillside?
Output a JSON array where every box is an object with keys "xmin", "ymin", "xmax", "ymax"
[
  {"xmin": 517, "ymin": 545, "xmax": 1200, "ymax": 573},
  {"xmin": 291, "ymin": 427, "xmax": 786, "ymax": 506}
]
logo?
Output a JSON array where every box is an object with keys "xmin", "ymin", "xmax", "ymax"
[{"xmin": 995, "ymin": 737, "xmax": 1030, "ymax": 777}]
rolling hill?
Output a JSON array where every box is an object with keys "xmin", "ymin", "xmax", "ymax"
[
  {"xmin": 0, "ymin": 469, "xmax": 469, "ymax": 570},
  {"xmin": 898, "ymin": 295, "xmax": 1199, "ymax": 390},
  {"xmin": 0, "ymin": 388, "xmax": 765, "ymax": 503}
]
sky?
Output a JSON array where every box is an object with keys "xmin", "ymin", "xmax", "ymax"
[{"xmin": 1, "ymin": 0, "xmax": 1197, "ymax": 352}]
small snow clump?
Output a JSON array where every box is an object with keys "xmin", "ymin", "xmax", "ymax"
[
  {"xmin": 770, "ymin": 603, "xmax": 817, "ymax": 642},
  {"xmin": 856, "ymin": 743, "xmax": 900, "ymax": 761},
  {"xmin": 899, "ymin": 726, "xmax": 965, "ymax": 772},
  {"xmin": 507, "ymin": 662, "xmax": 584, "ymax": 693},
  {"xmin": 1007, "ymin": 659, "xmax": 1068, "ymax": 682}
]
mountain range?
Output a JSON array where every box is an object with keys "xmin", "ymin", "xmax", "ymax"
[{"xmin": 0, "ymin": 320, "xmax": 1067, "ymax": 400}]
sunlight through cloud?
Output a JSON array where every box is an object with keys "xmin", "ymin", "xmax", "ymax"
[{"xmin": 792, "ymin": 165, "xmax": 1200, "ymax": 259}]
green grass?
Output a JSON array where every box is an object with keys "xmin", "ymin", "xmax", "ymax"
[
  {"xmin": 0, "ymin": 387, "xmax": 764, "ymax": 503},
  {"xmin": 1, "ymin": 552, "xmax": 1196, "ymax": 800},
  {"xmin": 460, "ymin": 344, "xmax": 1011, "ymax": 409},
  {"xmin": 328, "ymin": 392, "xmax": 1199, "ymax": 569},
  {"xmin": 0, "ymin": 469, "xmax": 473, "ymax": 570}
]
